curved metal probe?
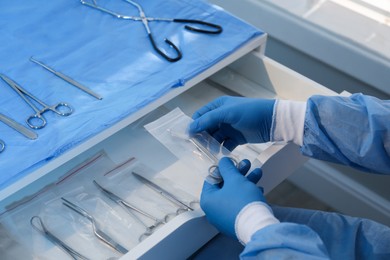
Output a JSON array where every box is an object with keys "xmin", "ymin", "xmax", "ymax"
[
  {"xmin": 30, "ymin": 216, "xmax": 90, "ymax": 260},
  {"xmin": 61, "ymin": 198, "xmax": 128, "ymax": 254}
]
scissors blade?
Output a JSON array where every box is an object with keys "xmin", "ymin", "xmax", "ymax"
[
  {"xmin": 132, "ymin": 171, "xmax": 194, "ymax": 211},
  {"xmin": 0, "ymin": 113, "xmax": 37, "ymax": 140}
]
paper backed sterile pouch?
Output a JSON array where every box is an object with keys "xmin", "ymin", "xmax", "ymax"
[
  {"xmin": 0, "ymin": 151, "xmax": 138, "ymax": 260},
  {"xmin": 144, "ymin": 107, "xmax": 241, "ymax": 184}
]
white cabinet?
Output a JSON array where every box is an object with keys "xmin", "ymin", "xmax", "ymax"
[{"xmin": 0, "ymin": 3, "xmax": 336, "ymax": 260}]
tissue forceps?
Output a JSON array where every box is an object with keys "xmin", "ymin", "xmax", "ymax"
[
  {"xmin": 93, "ymin": 180, "xmax": 166, "ymax": 229},
  {"xmin": 80, "ymin": 0, "xmax": 222, "ymax": 62},
  {"xmin": 0, "ymin": 74, "xmax": 73, "ymax": 129},
  {"xmin": 30, "ymin": 216, "xmax": 90, "ymax": 260},
  {"xmin": 61, "ymin": 197, "xmax": 129, "ymax": 254},
  {"xmin": 132, "ymin": 171, "xmax": 199, "ymax": 214},
  {"xmin": 30, "ymin": 57, "xmax": 103, "ymax": 100}
]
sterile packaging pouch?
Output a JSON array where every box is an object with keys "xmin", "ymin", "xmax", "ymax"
[
  {"xmin": 0, "ymin": 151, "xmax": 138, "ymax": 260},
  {"xmin": 144, "ymin": 107, "xmax": 241, "ymax": 184},
  {"xmin": 96, "ymin": 156, "xmax": 200, "ymax": 226}
]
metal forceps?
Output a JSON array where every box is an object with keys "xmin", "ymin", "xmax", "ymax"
[
  {"xmin": 30, "ymin": 216, "xmax": 90, "ymax": 260},
  {"xmin": 80, "ymin": 0, "xmax": 223, "ymax": 62},
  {"xmin": 0, "ymin": 113, "xmax": 38, "ymax": 154},
  {"xmin": 132, "ymin": 171, "xmax": 199, "ymax": 215},
  {"xmin": 93, "ymin": 180, "xmax": 165, "ymax": 241},
  {"xmin": 0, "ymin": 74, "xmax": 73, "ymax": 129},
  {"xmin": 61, "ymin": 197, "xmax": 129, "ymax": 254},
  {"xmin": 168, "ymin": 130, "xmax": 238, "ymax": 184}
]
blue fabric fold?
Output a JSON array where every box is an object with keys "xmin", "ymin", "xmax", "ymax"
[{"xmin": 0, "ymin": 0, "xmax": 263, "ymax": 188}]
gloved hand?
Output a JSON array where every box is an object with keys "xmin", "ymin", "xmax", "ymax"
[
  {"xmin": 201, "ymin": 157, "xmax": 265, "ymax": 238},
  {"xmin": 189, "ymin": 96, "xmax": 275, "ymax": 151}
]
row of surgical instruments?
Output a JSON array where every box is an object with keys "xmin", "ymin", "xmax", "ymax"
[
  {"xmin": 0, "ymin": 57, "xmax": 102, "ymax": 153},
  {"xmin": 80, "ymin": 0, "xmax": 223, "ymax": 62},
  {"xmin": 30, "ymin": 172, "xmax": 199, "ymax": 259},
  {"xmin": 1, "ymin": 0, "xmax": 222, "ymax": 152}
]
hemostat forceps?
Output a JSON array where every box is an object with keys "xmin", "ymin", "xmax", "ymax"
[
  {"xmin": 61, "ymin": 197, "xmax": 129, "ymax": 254},
  {"xmin": 80, "ymin": 0, "xmax": 223, "ymax": 62},
  {"xmin": 0, "ymin": 74, "xmax": 73, "ymax": 129},
  {"xmin": 30, "ymin": 216, "xmax": 90, "ymax": 260},
  {"xmin": 93, "ymin": 180, "xmax": 166, "ymax": 232}
]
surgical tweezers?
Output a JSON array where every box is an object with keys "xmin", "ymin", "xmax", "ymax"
[
  {"xmin": 132, "ymin": 171, "xmax": 199, "ymax": 213},
  {"xmin": 0, "ymin": 113, "xmax": 38, "ymax": 154},
  {"xmin": 61, "ymin": 197, "xmax": 128, "ymax": 254},
  {"xmin": 30, "ymin": 216, "xmax": 90, "ymax": 260},
  {"xmin": 0, "ymin": 74, "xmax": 73, "ymax": 129},
  {"xmin": 30, "ymin": 57, "xmax": 103, "ymax": 100},
  {"xmin": 81, "ymin": 0, "xmax": 223, "ymax": 62}
]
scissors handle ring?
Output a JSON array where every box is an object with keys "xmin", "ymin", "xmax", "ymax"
[
  {"xmin": 51, "ymin": 102, "xmax": 73, "ymax": 116},
  {"xmin": 174, "ymin": 19, "xmax": 223, "ymax": 34},
  {"xmin": 0, "ymin": 140, "xmax": 5, "ymax": 153},
  {"xmin": 27, "ymin": 114, "xmax": 47, "ymax": 129}
]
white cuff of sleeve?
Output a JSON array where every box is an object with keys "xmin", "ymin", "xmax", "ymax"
[
  {"xmin": 235, "ymin": 202, "xmax": 280, "ymax": 245},
  {"xmin": 271, "ymin": 100, "xmax": 306, "ymax": 146}
]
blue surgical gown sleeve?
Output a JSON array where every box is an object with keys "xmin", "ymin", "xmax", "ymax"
[
  {"xmin": 301, "ymin": 93, "xmax": 390, "ymax": 174},
  {"xmin": 241, "ymin": 206, "xmax": 390, "ymax": 259}
]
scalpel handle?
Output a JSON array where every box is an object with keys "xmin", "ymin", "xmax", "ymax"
[
  {"xmin": 0, "ymin": 113, "xmax": 37, "ymax": 140},
  {"xmin": 54, "ymin": 71, "xmax": 103, "ymax": 100}
]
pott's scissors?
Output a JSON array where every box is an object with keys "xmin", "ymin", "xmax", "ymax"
[
  {"xmin": 0, "ymin": 74, "xmax": 73, "ymax": 129},
  {"xmin": 80, "ymin": 0, "xmax": 223, "ymax": 62},
  {"xmin": 132, "ymin": 171, "xmax": 199, "ymax": 213}
]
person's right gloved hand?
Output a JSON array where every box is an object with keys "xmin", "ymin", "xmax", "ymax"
[
  {"xmin": 189, "ymin": 96, "xmax": 275, "ymax": 151},
  {"xmin": 201, "ymin": 157, "xmax": 265, "ymax": 239}
]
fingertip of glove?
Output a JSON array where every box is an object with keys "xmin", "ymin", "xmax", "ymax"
[
  {"xmin": 247, "ymin": 168, "xmax": 263, "ymax": 184},
  {"xmin": 188, "ymin": 120, "xmax": 200, "ymax": 134}
]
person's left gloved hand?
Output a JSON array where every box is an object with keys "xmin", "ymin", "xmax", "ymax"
[{"xmin": 200, "ymin": 157, "xmax": 265, "ymax": 238}]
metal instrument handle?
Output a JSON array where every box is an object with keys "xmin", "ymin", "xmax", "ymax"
[{"xmin": 0, "ymin": 113, "xmax": 37, "ymax": 139}]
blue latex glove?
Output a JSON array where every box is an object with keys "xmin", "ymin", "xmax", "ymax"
[
  {"xmin": 189, "ymin": 96, "xmax": 275, "ymax": 151},
  {"xmin": 201, "ymin": 157, "xmax": 265, "ymax": 238}
]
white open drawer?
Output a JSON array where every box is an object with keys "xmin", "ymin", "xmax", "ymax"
[{"xmin": 0, "ymin": 34, "xmax": 336, "ymax": 259}]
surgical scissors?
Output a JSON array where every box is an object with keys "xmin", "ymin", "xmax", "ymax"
[
  {"xmin": 80, "ymin": 0, "xmax": 223, "ymax": 62},
  {"xmin": 30, "ymin": 216, "xmax": 90, "ymax": 260},
  {"xmin": 93, "ymin": 180, "xmax": 166, "ymax": 241},
  {"xmin": 0, "ymin": 74, "xmax": 73, "ymax": 129},
  {"xmin": 61, "ymin": 197, "xmax": 129, "ymax": 254}
]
